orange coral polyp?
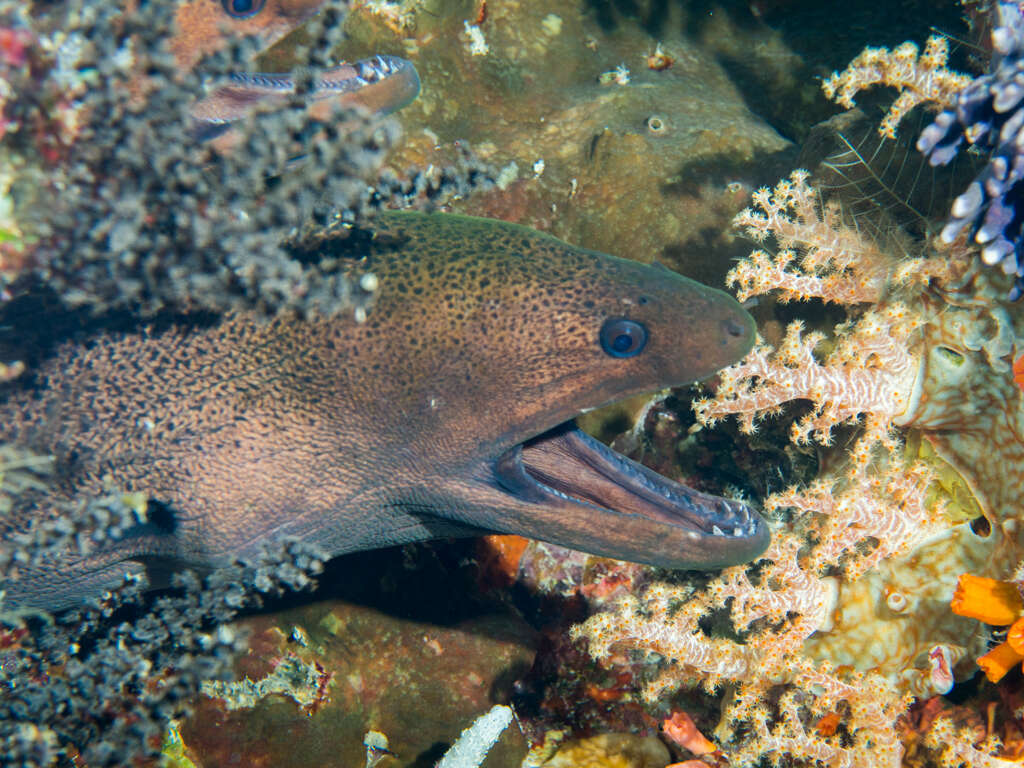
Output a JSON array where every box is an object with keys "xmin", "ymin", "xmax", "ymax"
[
  {"xmin": 951, "ymin": 574, "xmax": 1024, "ymax": 626},
  {"xmin": 977, "ymin": 641, "xmax": 1024, "ymax": 683}
]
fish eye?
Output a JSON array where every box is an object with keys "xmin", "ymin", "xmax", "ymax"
[
  {"xmin": 599, "ymin": 318, "xmax": 648, "ymax": 358},
  {"xmin": 221, "ymin": 0, "xmax": 266, "ymax": 19}
]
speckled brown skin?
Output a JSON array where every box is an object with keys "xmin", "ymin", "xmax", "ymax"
[{"xmin": 4, "ymin": 212, "xmax": 761, "ymax": 609}]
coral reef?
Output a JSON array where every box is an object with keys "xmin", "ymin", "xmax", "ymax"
[
  {"xmin": 2, "ymin": 0, "xmax": 1011, "ymax": 766},
  {"xmin": 576, "ymin": 167, "xmax": 1024, "ymax": 766},
  {"xmin": 200, "ymin": 651, "xmax": 331, "ymax": 712},
  {"xmin": 532, "ymin": 733, "xmax": 670, "ymax": 768}
]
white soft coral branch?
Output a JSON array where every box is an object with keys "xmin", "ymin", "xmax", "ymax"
[
  {"xmin": 729, "ymin": 170, "xmax": 889, "ymax": 304},
  {"xmin": 821, "ymin": 36, "xmax": 972, "ymax": 138},
  {"xmin": 694, "ymin": 307, "xmax": 920, "ymax": 447}
]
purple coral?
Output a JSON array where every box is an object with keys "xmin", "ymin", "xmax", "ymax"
[{"xmin": 918, "ymin": 1, "xmax": 1024, "ymax": 298}]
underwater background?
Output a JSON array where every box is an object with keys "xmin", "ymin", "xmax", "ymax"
[{"xmin": 3, "ymin": 0, "xmax": 1024, "ymax": 766}]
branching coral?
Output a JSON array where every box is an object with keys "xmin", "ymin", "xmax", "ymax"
[
  {"xmin": 728, "ymin": 170, "xmax": 890, "ymax": 304},
  {"xmin": 824, "ymin": 2, "xmax": 1024, "ymax": 301},
  {"xmin": 575, "ymin": 535, "xmax": 911, "ymax": 768},
  {"xmin": 694, "ymin": 309, "xmax": 919, "ymax": 448},
  {"xmin": 0, "ymin": 469, "xmax": 327, "ymax": 768},
  {"xmin": 2, "ymin": 0, "xmax": 374, "ymax": 317},
  {"xmin": 822, "ymin": 36, "xmax": 970, "ymax": 140},
  {"xmin": 1, "ymin": 533, "xmax": 327, "ymax": 766},
  {"xmin": 577, "ymin": 170, "xmax": 1024, "ymax": 766},
  {"xmin": 0, "ymin": 0, "xmax": 492, "ymax": 318}
]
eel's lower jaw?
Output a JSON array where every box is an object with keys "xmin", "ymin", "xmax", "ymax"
[{"xmin": 494, "ymin": 423, "xmax": 769, "ymax": 569}]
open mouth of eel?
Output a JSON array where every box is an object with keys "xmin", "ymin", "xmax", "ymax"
[{"xmin": 494, "ymin": 422, "xmax": 769, "ymax": 569}]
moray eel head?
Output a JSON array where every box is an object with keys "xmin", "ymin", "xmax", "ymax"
[{"xmin": 360, "ymin": 213, "xmax": 767, "ymax": 570}]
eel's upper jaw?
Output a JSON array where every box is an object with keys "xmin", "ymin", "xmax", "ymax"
[{"xmin": 493, "ymin": 423, "xmax": 769, "ymax": 570}]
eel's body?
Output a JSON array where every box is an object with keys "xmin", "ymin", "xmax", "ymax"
[{"xmin": 3, "ymin": 213, "xmax": 766, "ymax": 609}]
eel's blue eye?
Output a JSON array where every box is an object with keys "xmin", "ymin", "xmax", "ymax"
[
  {"xmin": 221, "ymin": 0, "xmax": 266, "ymax": 19},
  {"xmin": 599, "ymin": 318, "xmax": 648, "ymax": 358}
]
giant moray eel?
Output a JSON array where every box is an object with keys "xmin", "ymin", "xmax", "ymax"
[{"xmin": 2, "ymin": 213, "xmax": 767, "ymax": 609}]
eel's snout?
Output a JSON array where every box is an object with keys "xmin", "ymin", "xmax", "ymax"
[{"xmin": 611, "ymin": 259, "xmax": 756, "ymax": 388}]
